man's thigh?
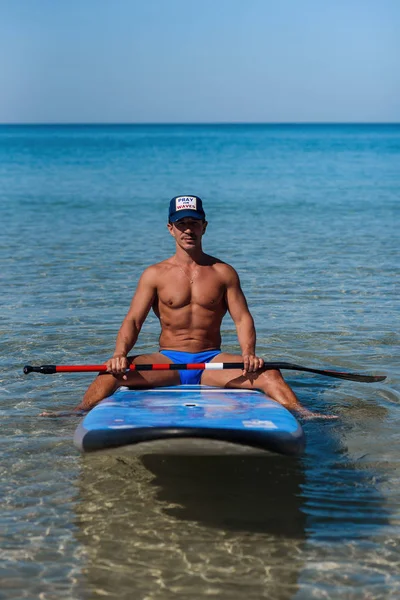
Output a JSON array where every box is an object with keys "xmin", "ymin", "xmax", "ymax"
[
  {"xmin": 121, "ymin": 352, "xmax": 180, "ymax": 388},
  {"xmin": 200, "ymin": 352, "xmax": 258, "ymax": 388}
]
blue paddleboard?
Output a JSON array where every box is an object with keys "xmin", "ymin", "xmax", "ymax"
[{"xmin": 74, "ymin": 385, "xmax": 304, "ymax": 456}]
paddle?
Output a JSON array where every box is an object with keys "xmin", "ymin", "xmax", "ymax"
[{"xmin": 23, "ymin": 362, "xmax": 386, "ymax": 383}]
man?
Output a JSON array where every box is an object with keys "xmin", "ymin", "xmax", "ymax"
[{"xmin": 43, "ymin": 195, "xmax": 328, "ymax": 418}]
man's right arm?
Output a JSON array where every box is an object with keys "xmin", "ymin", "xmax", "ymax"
[{"xmin": 106, "ymin": 267, "xmax": 157, "ymax": 376}]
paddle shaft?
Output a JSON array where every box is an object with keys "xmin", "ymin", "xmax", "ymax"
[{"xmin": 23, "ymin": 362, "xmax": 385, "ymax": 383}]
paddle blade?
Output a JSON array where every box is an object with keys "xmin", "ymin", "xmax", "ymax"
[{"xmin": 263, "ymin": 362, "xmax": 387, "ymax": 383}]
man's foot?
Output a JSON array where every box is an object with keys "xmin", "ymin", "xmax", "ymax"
[
  {"xmin": 39, "ymin": 410, "xmax": 86, "ymax": 418},
  {"xmin": 296, "ymin": 408, "xmax": 338, "ymax": 420}
]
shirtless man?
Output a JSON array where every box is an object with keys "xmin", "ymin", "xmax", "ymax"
[{"xmin": 68, "ymin": 194, "xmax": 319, "ymax": 419}]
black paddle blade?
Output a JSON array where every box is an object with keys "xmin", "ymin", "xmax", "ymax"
[{"xmin": 263, "ymin": 362, "xmax": 386, "ymax": 383}]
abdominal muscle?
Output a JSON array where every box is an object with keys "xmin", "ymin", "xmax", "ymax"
[{"xmin": 157, "ymin": 300, "xmax": 225, "ymax": 352}]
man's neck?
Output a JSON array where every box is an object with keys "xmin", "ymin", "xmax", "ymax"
[{"xmin": 174, "ymin": 246, "xmax": 206, "ymax": 264}]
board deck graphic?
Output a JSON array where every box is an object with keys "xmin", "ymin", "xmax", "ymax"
[{"xmin": 74, "ymin": 385, "xmax": 305, "ymax": 456}]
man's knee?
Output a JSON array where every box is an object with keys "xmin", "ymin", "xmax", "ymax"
[{"xmin": 260, "ymin": 368, "xmax": 283, "ymax": 384}]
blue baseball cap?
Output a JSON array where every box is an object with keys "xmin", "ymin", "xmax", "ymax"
[{"xmin": 168, "ymin": 195, "xmax": 206, "ymax": 222}]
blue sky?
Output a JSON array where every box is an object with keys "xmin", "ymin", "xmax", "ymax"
[{"xmin": 0, "ymin": 0, "xmax": 399, "ymax": 123}]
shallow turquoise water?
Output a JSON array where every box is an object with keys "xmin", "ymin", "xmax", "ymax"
[{"xmin": 1, "ymin": 124, "xmax": 399, "ymax": 599}]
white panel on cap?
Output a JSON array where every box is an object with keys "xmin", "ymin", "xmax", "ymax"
[{"xmin": 176, "ymin": 196, "xmax": 197, "ymax": 211}]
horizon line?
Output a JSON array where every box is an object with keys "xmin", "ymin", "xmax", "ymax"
[{"xmin": 1, "ymin": 121, "xmax": 399, "ymax": 126}]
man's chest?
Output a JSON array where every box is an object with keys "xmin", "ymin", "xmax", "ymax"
[{"xmin": 157, "ymin": 273, "xmax": 226, "ymax": 310}]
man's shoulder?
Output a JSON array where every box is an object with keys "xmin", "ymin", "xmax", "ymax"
[
  {"xmin": 140, "ymin": 259, "xmax": 174, "ymax": 280},
  {"xmin": 144, "ymin": 259, "xmax": 172, "ymax": 271},
  {"xmin": 207, "ymin": 256, "xmax": 239, "ymax": 281}
]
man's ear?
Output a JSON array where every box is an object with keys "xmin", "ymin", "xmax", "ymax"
[
  {"xmin": 167, "ymin": 222, "xmax": 174, "ymax": 236},
  {"xmin": 202, "ymin": 220, "xmax": 208, "ymax": 234}
]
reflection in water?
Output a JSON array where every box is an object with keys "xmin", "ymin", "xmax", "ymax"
[
  {"xmin": 141, "ymin": 454, "xmax": 305, "ymax": 535},
  {"xmin": 75, "ymin": 452, "xmax": 306, "ymax": 599},
  {"xmin": 72, "ymin": 383, "xmax": 399, "ymax": 600}
]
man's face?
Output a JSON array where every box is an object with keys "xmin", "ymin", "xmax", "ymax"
[{"xmin": 167, "ymin": 217, "xmax": 207, "ymax": 248}]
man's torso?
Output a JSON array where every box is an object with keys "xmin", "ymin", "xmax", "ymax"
[{"xmin": 150, "ymin": 256, "xmax": 230, "ymax": 352}]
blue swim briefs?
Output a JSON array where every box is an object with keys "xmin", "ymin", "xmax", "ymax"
[{"xmin": 159, "ymin": 349, "xmax": 222, "ymax": 385}]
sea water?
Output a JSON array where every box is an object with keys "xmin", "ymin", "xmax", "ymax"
[{"xmin": 1, "ymin": 124, "xmax": 399, "ymax": 599}]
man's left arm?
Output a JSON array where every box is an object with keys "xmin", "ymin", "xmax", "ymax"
[{"xmin": 224, "ymin": 266, "xmax": 264, "ymax": 373}]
